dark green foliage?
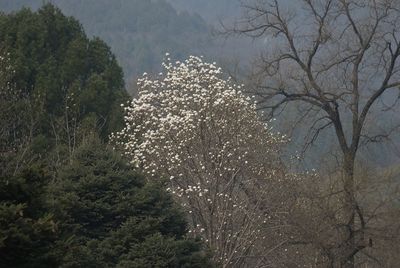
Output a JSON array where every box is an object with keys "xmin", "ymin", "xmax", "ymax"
[
  {"xmin": 48, "ymin": 137, "xmax": 213, "ymax": 267},
  {"xmin": 0, "ymin": 168, "xmax": 58, "ymax": 267},
  {"xmin": 0, "ymin": 4, "xmax": 128, "ymax": 141},
  {"xmin": 99, "ymin": 232, "xmax": 211, "ymax": 268},
  {"xmin": 0, "ymin": 139, "xmax": 214, "ymax": 267},
  {"xmin": 50, "ymin": 137, "xmax": 185, "ymax": 239}
]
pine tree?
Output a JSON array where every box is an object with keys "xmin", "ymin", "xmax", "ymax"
[
  {"xmin": 49, "ymin": 136, "xmax": 213, "ymax": 267},
  {"xmin": 0, "ymin": 168, "xmax": 58, "ymax": 267}
]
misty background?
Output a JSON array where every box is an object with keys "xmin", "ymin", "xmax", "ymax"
[{"xmin": 0, "ymin": 0, "xmax": 398, "ymax": 173}]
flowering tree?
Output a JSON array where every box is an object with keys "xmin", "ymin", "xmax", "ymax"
[{"xmin": 113, "ymin": 56, "xmax": 294, "ymax": 267}]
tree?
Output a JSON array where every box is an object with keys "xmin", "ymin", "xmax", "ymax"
[
  {"xmin": 49, "ymin": 136, "xmax": 213, "ymax": 267},
  {"xmin": 232, "ymin": 0, "xmax": 400, "ymax": 266},
  {"xmin": 0, "ymin": 4, "xmax": 128, "ymax": 147},
  {"xmin": 0, "ymin": 49, "xmax": 37, "ymax": 177},
  {"xmin": 0, "ymin": 167, "xmax": 58, "ymax": 267},
  {"xmin": 114, "ymin": 56, "xmax": 297, "ymax": 267}
]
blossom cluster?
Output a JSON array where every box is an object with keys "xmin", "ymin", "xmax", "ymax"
[
  {"xmin": 114, "ymin": 55, "xmax": 284, "ymax": 174},
  {"xmin": 112, "ymin": 55, "xmax": 288, "ymax": 266}
]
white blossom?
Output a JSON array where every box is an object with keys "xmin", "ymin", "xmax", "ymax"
[{"xmin": 113, "ymin": 56, "xmax": 291, "ymax": 267}]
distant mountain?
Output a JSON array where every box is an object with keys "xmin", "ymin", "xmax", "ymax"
[
  {"xmin": 166, "ymin": 0, "xmax": 241, "ymax": 22},
  {"xmin": 0, "ymin": 0, "xmax": 213, "ymax": 86}
]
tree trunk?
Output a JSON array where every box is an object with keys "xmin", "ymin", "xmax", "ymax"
[{"xmin": 341, "ymin": 152, "xmax": 356, "ymax": 268}]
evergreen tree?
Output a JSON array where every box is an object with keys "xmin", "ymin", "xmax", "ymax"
[
  {"xmin": 0, "ymin": 4, "xmax": 128, "ymax": 144},
  {"xmin": 48, "ymin": 136, "xmax": 213, "ymax": 267},
  {"xmin": 0, "ymin": 168, "xmax": 58, "ymax": 267}
]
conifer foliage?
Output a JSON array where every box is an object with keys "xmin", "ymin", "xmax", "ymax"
[{"xmin": 49, "ymin": 137, "xmax": 213, "ymax": 267}]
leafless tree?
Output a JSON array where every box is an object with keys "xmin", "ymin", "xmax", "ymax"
[
  {"xmin": 230, "ymin": 0, "xmax": 400, "ymax": 267},
  {"xmin": 284, "ymin": 163, "xmax": 400, "ymax": 267}
]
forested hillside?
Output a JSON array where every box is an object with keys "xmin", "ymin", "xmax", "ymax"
[
  {"xmin": 0, "ymin": 5, "xmax": 213, "ymax": 267},
  {"xmin": 0, "ymin": 0, "xmax": 213, "ymax": 85}
]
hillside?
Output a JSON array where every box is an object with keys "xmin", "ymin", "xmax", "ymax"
[
  {"xmin": 166, "ymin": 0, "xmax": 241, "ymax": 22},
  {"xmin": 0, "ymin": 0, "xmax": 213, "ymax": 85}
]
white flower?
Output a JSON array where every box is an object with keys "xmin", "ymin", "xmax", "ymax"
[{"xmin": 111, "ymin": 55, "xmax": 288, "ymax": 266}]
